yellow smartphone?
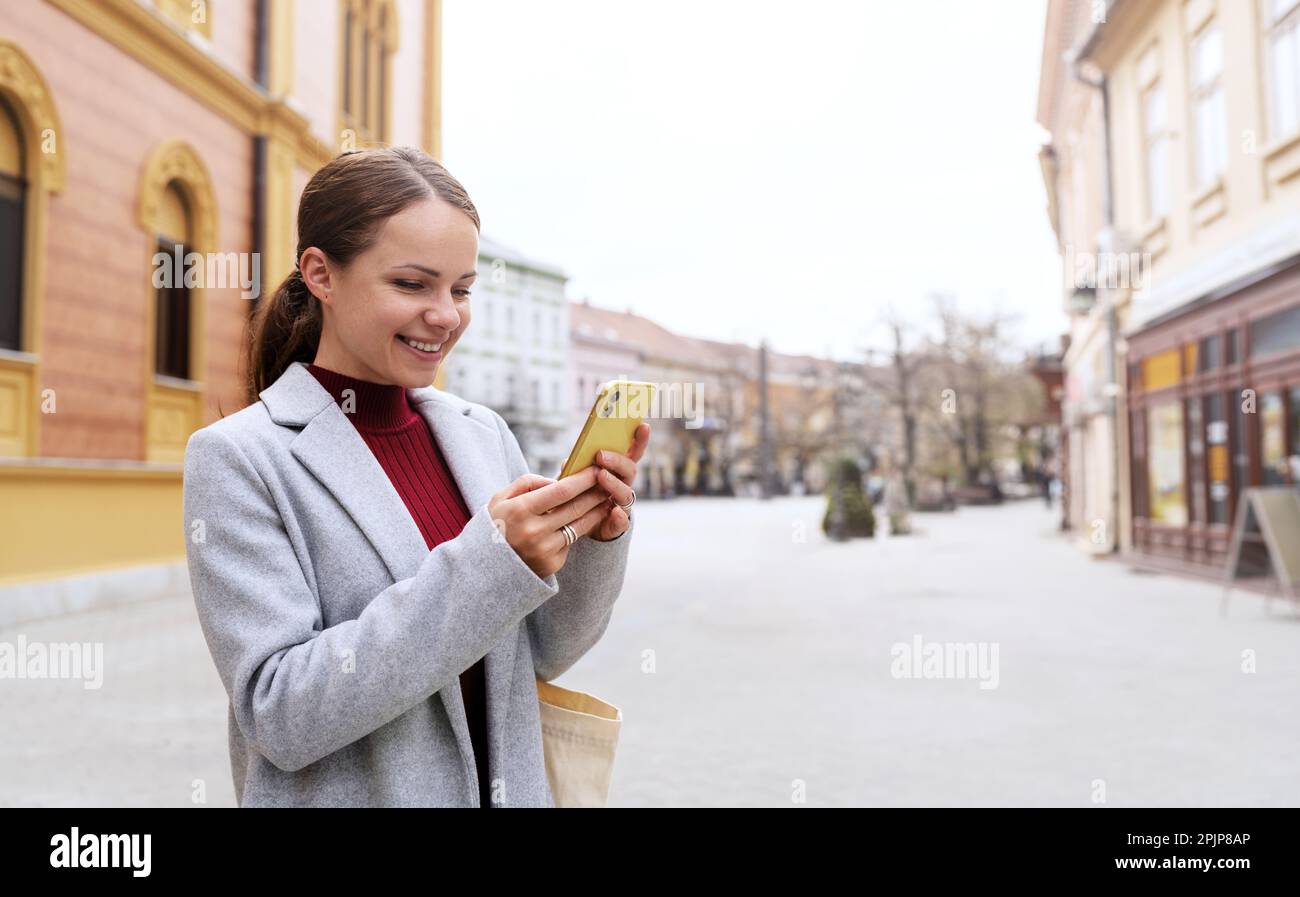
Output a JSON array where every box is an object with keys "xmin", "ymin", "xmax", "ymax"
[{"xmin": 558, "ymin": 379, "xmax": 655, "ymax": 479}]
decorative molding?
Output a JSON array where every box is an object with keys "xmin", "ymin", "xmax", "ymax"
[
  {"xmin": 138, "ymin": 139, "xmax": 219, "ymax": 252},
  {"xmin": 0, "ymin": 40, "xmax": 65, "ymax": 191},
  {"xmin": 1191, "ymin": 177, "xmax": 1227, "ymax": 230},
  {"xmin": 43, "ymin": 0, "xmax": 326, "ymax": 175},
  {"xmin": 1263, "ymin": 128, "xmax": 1300, "ymax": 189},
  {"xmin": 45, "ymin": 0, "xmax": 266, "ymax": 133},
  {"xmin": 267, "ymin": 0, "xmax": 295, "ymax": 96},
  {"xmin": 157, "ymin": 0, "xmax": 212, "ymax": 40}
]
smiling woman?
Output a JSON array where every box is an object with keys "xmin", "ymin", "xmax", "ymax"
[
  {"xmin": 183, "ymin": 146, "xmax": 646, "ymax": 807},
  {"xmin": 246, "ymin": 147, "xmax": 480, "ymax": 399}
]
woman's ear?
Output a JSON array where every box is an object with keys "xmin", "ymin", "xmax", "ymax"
[{"xmin": 299, "ymin": 247, "xmax": 334, "ymax": 307}]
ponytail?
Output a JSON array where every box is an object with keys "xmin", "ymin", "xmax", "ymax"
[{"xmin": 244, "ymin": 264, "xmax": 322, "ymax": 405}]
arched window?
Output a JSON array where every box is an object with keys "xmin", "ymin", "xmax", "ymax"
[
  {"xmin": 154, "ymin": 181, "xmax": 192, "ymax": 379},
  {"xmin": 0, "ymin": 97, "xmax": 25, "ymax": 353},
  {"xmin": 0, "ymin": 41, "xmax": 65, "ymax": 457},
  {"xmin": 340, "ymin": 0, "xmax": 398, "ymax": 145},
  {"xmin": 138, "ymin": 140, "xmax": 217, "ymax": 461}
]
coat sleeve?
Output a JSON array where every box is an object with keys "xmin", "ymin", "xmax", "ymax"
[
  {"xmin": 488, "ymin": 410, "xmax": 634, "ymax": 682},
  {"xmin": 182, "ymin": 424, "xmax": 561, "ymax": 773}
]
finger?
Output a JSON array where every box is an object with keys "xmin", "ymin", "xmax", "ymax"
[
  {"xmin": 520, "ymin": 466, "xmax": 599, "ymax": 515},
  {"xmin": 603, "ymin": 504, "xmax": 629, "ymax": 536},
  {"xmin": 543, "ymin": 484, "xmax": 612, "ymax": 530},
  {"xmin": 498, "ymin": 474, "xmax": 555, "ymax": 500},
  {"xmin": 625, "ymin": 422, "xmax": 651, "ymax": 463},
  {"xmin": 570, "ymin": 499, "xmax": 616, "ymax": 540},
  {"xmin": 595, "ymin": 465, "xmax": 634, "ymax": 505},
  {"xmin": 539, "ymin": 499, "xmax": 609, "ymax": 554},
  {"xmin": 595, "ymin": 449, "xmax": 636, "ymax": 485}
]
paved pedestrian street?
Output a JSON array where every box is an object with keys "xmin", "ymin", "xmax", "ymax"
[{"xmin": 2, "ymin": 497, "xmax": 1296, "ymax": 806}]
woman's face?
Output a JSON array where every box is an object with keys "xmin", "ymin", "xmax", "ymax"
[{"xmin": 304, "ymin": 195, "xmax": 477, "ymax": 387}]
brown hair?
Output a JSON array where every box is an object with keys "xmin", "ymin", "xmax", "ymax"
[{"xmin": 244, "ymin": 146, "xmax": 480, "ymax": 404}]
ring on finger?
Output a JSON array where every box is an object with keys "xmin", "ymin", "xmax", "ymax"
[
  {"xmin": 561, "ymin": 523, "xmax": 577, "ymax": 546},
  {"xmin": 619, "ymin": 488, "xmax": 636, "ymax": 511}
]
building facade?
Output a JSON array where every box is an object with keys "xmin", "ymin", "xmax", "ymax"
[
  {"xmin": 441, "ymin": 235, "xmax": 571, "ymax": 477},
  {"xmin": 1062, "ymin": 0, "xmax": 1300, "ymax": 573},
  {"xmin": 0, "ymin": 0, "xmax": 444, "ymax": 606},
  {"xmin": 568, "ymin": 299, "xmax": 649, "ymax": 488},
  {"xmin": 1038, "ymin": 0, "xmax": 1134, "ymax": 553}
]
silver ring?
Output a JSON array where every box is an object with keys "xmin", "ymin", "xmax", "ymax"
[
  {"xmin": 561, "ymin": 523, "xmax": 576, "ymax": 546},
  {"xmin": 619, "ymin": 488, "xmax": 636, "ymax": 512}
]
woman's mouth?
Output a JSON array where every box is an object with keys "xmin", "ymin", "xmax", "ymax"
[{"xmin": 396, "ymin": 334, "xmax": 444, "ymax": 359}]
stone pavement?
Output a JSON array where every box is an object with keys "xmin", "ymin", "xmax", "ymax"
[{"xmin": 2, "ymin": 496, "xmax": 1296, "ymax": 806}]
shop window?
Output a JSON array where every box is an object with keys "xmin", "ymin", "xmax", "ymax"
[
  {"xmin": 1261, "ymin": 390, "xmax": 1287, "ymax": 485},
  {"xmin": 1250, "ymin": 304, "xmax": 1300, "ymax": 358},
  {"xmin": 1205, "ymin": 393, "xmax": 1229, "ymax": 524},
  {"xmin": 1142, "ymin": 348, "xmax": 1182, "ymax": 391},
  {"xmin": 1187, "ymin": 398, "xmax": 1205, "ymax": 523},
  {"xmin": 1198, "ymin": 334, "xmax": 1220, "ymax": 371},
  {"xmin": 1148, "ymin": 400, "xmax": 1187, "ymax": 526},
  {"xmin": 1289, "ymin": 385, "xmax": 1300, "ymax": 482},
  {"xmin": 1232, "ymin": 386, "xmax": 1250, "ymax": 494},
  {"xmin": 1225, "ymin": 327, "xmax": 1239, "ymax": 364},
  {"xmin": 1130, "ymin": 409, "xmax": 1147, "ymax": 518}
]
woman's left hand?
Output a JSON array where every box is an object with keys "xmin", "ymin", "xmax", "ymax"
[{"xmin": 589, "ymin": 422, "xmax": 651, "ymax": 541}]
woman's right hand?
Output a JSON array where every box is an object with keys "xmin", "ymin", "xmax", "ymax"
[{"xmin": 487, "ymin": 467, "xmax": 611, "ymax": 579}]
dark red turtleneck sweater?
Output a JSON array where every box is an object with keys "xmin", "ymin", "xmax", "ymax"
[{"xmin": 306, "ymin": 362, "xmax": 492, "ymax": 808}]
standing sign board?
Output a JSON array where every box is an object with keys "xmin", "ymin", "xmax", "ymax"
[{"xmin": 1221, "ymin": 487, "xmax": 1300, "ymax": 615}]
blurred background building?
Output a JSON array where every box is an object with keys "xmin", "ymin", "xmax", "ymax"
[
  {"xmin": 1038, "ymin": 0, "xmax": 1129, "ymax": 554},
  {"xmin": 0, "ymin": 0, "xmax": 444, "ymax": 618},
  {"xmin": 1, "ymin": 0, "xmax": 1065, "ymax": 624},
  {"xmin": 443, "ymin": 234, "xmax": 571, "ymax": 477},
  {"xmin": 1039, "ymin": 0, "xmax": 1300, "ymax": 577}
]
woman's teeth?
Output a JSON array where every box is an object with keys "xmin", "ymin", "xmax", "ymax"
[{"xmin": 398, "ymin": 335, "xmax": 443, "ymax": 353}]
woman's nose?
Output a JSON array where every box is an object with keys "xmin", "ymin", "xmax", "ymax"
[{"xmin": 424, "ymin": 295, "xmax": 462, "ymax": 330}]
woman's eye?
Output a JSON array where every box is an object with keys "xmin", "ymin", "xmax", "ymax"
[
  {"xmin": 393, "ymin": 279, "xmax": 423, "ymax": 290},
  {"xmin": 454, "ymin": 289, "xmax": 472, "ymax": 299}
]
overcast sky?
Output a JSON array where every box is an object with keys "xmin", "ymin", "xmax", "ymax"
[{"xmin": 443, "ymin": 0, "xmax": 1063, "ymax": 361}]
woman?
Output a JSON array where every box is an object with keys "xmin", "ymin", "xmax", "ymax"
[{"xmin": 182, "ymin": 146, "xmax": 649, "ymax": 807}]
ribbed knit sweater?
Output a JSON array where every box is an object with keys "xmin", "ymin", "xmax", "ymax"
[{"xmin": 306, "ymin": 362, "xmax": 492, "ymax": 807}]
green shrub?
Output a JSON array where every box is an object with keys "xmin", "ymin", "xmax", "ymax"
[{"xmin": 821, "ymin": 456, "xmax": 875, "ymax": 538}]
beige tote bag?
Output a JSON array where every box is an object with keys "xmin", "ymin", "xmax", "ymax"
[{"xmin": 535, "ymin": 678, "xmax": 622, "ymax": 807}]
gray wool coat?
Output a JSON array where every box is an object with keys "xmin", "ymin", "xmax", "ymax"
[{"xmin": 181, "ymin": 360, "xmax": 633, "ymax": 807}]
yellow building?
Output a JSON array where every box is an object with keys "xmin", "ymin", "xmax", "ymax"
[
  {"xmin": 1055, "ymin": 0, "xmax": 1300, "ymax": 574},
  {"xmin": 0, "ymin": 0, "xmax": 444, "ymax": 617},
  {"xmin": 1038, "ymin": 0, "xmax": 1133, "ymax": 554}
]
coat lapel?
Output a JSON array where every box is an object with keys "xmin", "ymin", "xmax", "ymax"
[{"xmin": 260, "ymin": 361, "xmax": 523, "ymax": 804}]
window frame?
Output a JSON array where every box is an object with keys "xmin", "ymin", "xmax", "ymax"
[
  {"xmin": 1189, "ymin": 21, "xmax": 1227, "ymax": 189},
  {"xmin": 1142, "ymin": 80, "xmax": 1171, "ymax": 222}
]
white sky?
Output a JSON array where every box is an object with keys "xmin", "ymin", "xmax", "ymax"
[{"xmin": 442, "ymin": 0, "xmax": 1065, "ymax": 361}]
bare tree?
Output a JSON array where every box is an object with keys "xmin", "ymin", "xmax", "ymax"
[{"xmin": 930, "ymin": 295, "xmax": 1033, "ymax": 488}]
